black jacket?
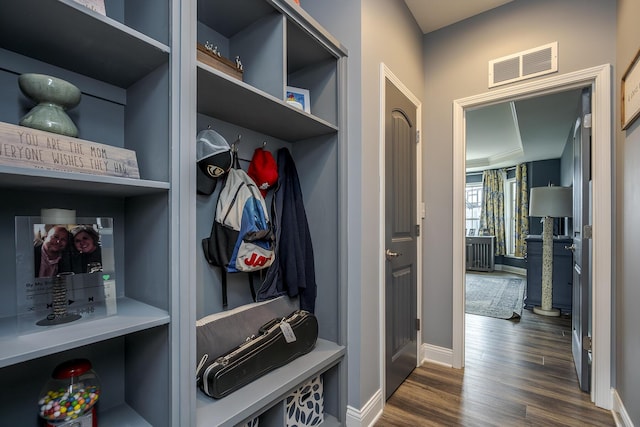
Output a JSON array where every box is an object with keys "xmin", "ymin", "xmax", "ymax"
[{"xmin": 257, "ymin": 148, "xmax": 317, "ymax": 313}]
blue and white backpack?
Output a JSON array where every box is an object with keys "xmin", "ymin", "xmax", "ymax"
[{"xmin": 202, "ymin": 153, "xmax": 275, "ymax": 307}]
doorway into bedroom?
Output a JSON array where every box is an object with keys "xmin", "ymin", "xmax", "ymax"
[
  {"xmin": 464, "ymin": 87, "xmax": 584, "ymax": 323},
  {"xmin": 455, "ymin": 65, "xmax": 612, "ymax": 408}
]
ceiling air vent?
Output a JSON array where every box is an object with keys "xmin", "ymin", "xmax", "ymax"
[{"xmin": 488, "ymin": 42, "xmax": 558, "ymax": 88}]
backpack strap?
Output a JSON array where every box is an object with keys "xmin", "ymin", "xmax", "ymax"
[
  {"xmin": 220, "ymin": 271, "xmax": 257, "ymax": 309},
  {"xmin": 221, "ymin": 269, "xmax": 228, "ymax": 308},
  {"xmin": 248, "ymin": 272, "xmax": 257, "ymax": 301}
]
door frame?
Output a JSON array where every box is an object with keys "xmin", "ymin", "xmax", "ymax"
[
  {"xmin": 379, "ymin": 63, "xmax": 423, "ymax": 399},
  {"xmin": 452, "ymin": 64, "xmax": 612, "ymax": 409}
]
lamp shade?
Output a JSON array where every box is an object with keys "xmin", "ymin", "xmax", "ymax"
[{"xmin": 529, "ymin": 186, "xmax": 573, "ymax": 218}]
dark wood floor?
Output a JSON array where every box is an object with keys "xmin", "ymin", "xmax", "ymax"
[{"xmin": 376, "ymin": 309, "xmax": 615, "ymax": 426}]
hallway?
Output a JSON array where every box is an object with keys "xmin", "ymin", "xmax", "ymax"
[{"xmin": 376, "ymin": 309, "xmax": 615, "ymax": 426}]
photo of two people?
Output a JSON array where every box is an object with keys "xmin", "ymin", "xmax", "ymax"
[{"xmin": 33, "ymin": 223, "xmax": 103, "ymax": 278}]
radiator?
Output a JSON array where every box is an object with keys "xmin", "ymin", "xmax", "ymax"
[{"xmin": 465, "ymin": 236, "xmax": 495, "ymax": 272}]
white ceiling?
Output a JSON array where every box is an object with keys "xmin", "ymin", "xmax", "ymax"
[
  {"xmin": 465, "ymin": 90, "xmax": 582, "ymax": 171},
  {"xmin": 403, "ymin": 0, "xmax": 582, "ymax": 172},
  {"xmin": 404, "ymin": 0, "xmax": 514, "ymax": 34}
]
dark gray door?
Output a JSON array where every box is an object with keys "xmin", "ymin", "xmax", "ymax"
[
  {"xmin": 571, "ymin": 87, "xmax": 592, "ymax": 392},
  {"xmin": 385, "ymin": 78, "xmax": 418, "ymax": 399}
]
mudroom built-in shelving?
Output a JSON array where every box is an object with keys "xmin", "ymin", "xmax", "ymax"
[{"xmin": 188, "ymin": 0, "xmax": 347, "ymax": 425}]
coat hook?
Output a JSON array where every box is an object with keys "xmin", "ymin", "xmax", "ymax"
[
  {"xmin": 262, "ymin": 140, "xmax": 267, "ymax": 148},
  {"xmin": 231, "ymin": 134, "xmax": 241, "ymax": 152}
]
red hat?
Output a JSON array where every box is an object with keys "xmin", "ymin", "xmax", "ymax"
[{"xmin": 248, "ymin": 147, "xmax": 278, "ymax": 197}]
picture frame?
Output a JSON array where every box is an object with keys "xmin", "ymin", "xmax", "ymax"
[
  {"xmin": 286, "ymin": 86, "xmax": 310, "ymax": 113},
  {"xmin": 622, "ymin": 48, "xmax": 640, "ymax": 130},
  {"xmin": 15, "ymin": 216, "xmax": 117, "ymax": 333}
]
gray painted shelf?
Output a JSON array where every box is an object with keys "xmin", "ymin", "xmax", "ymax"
[
  {"xmin": 196, "ymin": 339, "xmax": 345, "ymax": 427},
  {"xmin": 0, "ymin": 297, "xmax": 170, "ymax": 368}
]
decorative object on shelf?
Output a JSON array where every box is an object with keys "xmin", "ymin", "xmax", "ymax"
[
  {"xmin": 41, "ymin": 208, "xmax": 76, "ymax": 225},
  {"xmin": 18, "ymin": 73, "xmax": 81, "ymax": 137},
  {"xmin": 0, "ymin": 121, "xmax": 140, "ymax": 178},
  {"xmin": 71, "ymin": 0, "xmax": 106, "ymax": 15},
  {"xmin": 36, "ymin": 273, "xmax": 82, "ymax": 326},
  {"xmin": 622, "ymin": 47, "xmax": 640, "ymax": 130},
  {"xmin": 39, "ymin": 358, "xmax": 101, "ymax": 426},
  {"xmin": 529, "ymin": 185, "xmax": 572, "ymax": 316},
  {"xmin": 286, "ymin": 374, "xmax": 324, "ymax": 427},
  {"xmin": 286, "ymin": 86, "xmax": 310, "ymax": 113},
  {"xmin": 15, "ymin": 216, "xmax": 117, "ymax": 334},
  {"xmin": 197, "ymin": 42, "xmax": 244, "ymax": 81}
]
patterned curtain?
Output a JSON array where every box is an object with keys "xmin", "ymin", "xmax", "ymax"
[
  {"xmin": 514, "ymin": 163, "xmax": 529, "ymax": 257},
  {"xmin": 480, "ymin": 169, "xmax": 506, "ymax": 256}
]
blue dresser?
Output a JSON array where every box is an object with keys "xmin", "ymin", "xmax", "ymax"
[{"xmin": 525, "ymin": 235, "xmax": 574, "ymax": 314}]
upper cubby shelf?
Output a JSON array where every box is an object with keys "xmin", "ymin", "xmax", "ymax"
[
  {"xmin": 197, "ymin": 64, "xmax": 338, "ymax": 142},
  {"xmin": 0, "ymin": 0, "xmax": 170, "ymax": 88},
  {"xmin": 196, "ymin": 0, "xmax": 346, "ymax": 138},
  {"xmin": 198, "ymin": 0, "xmax": 276, "ymax": 38},
  {"xmin": 286, "ymin": 18, "xmax": 337, "ymax": 75}
]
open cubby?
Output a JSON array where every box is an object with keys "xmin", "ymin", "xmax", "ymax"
[{"xmin": 194, "ymin": 0, "xmax": 347, "ymax": 425}]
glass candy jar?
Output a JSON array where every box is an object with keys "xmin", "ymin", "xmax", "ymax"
[{"xmin": 38, "ymin": 359, "xmax": 100, "ymax": 427}]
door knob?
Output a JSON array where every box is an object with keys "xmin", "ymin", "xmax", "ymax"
[
  {"xmin": 565, "ymin": 244, "xmax": 576, "ymax": 251},
  {"xmin": 385, "ymin": 249, "xmax": 401, "ymax": 260}
]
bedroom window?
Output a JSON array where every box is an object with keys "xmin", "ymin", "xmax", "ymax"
[
  {"xmin": 465, "ymin": 182, "xmax": 483, "ymax": 235},
  {"xmin": 504, "ymin": 178, "xmax": 517, "ymax": 255}
]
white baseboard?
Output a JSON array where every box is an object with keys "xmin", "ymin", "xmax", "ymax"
[
  {"xmin": 345, "ymin": 388, "xmax": 384, "ymax": 427},
  {"xmin": 421, "ymin": 343, "xmax": 453, "ymax": 367},
  {"xmin": 494, "ymin": 264, "xmax": 526, "ymax": 276},
  {"xmin": 343, "ymin": 344, "xmax": 453, "ymax": 427},
  {"xmin": 612, "ymin": 388, "xmax": 634, "ymax": 427}
]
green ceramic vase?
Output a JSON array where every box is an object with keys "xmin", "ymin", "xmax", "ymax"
[{"xmin": 18, "ymin": 73, "xmax": 81, "ymax": 137}]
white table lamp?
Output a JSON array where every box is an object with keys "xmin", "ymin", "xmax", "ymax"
[{"xmin": 529, "ymin": 185, "xmax": 573, "ymax": 316}]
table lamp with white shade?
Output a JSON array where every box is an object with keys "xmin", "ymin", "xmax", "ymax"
[{"xmin": 528, "ymin": 185, "xmax": 573, "ymax": 316}]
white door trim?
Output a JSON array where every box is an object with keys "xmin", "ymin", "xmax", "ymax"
[
  {"xmin": 452, "ymin": 64, "xmax": 612, "ymax": 409},
  {"xmin": 379, "ymin": 63, "xmax": 423, "ymax": 400}
]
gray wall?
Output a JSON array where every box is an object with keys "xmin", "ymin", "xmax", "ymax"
[
  {"xmin": 302, "ymin": 0, "xmax": 628, "ymax": 421},
  {"xmin": 616, "ymin": 0, "xmax": 640, "ymax": 423},
  {"xmin": 301, "ymin": 0, "xmax": 424, "ymax": 411},
  {"xmin": 421, "ymin": 0, "xmax": 616, "ymax": 349}
]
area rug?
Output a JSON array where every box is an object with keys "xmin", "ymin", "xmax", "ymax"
[{"xmin": 465, "ymin": 273, "xmax": 526, "ymax": 320}]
